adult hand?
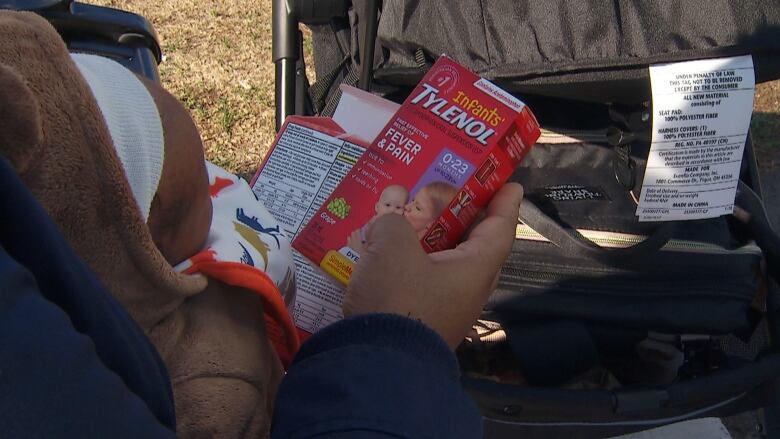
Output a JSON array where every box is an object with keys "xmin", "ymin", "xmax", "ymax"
[
  {"xmin": 346, "ymin": 229, "xmax": 366, "ymax": 255},
  {"xmin": 343, "ymin": 183, "xmax": 523, "ymax": 349}
]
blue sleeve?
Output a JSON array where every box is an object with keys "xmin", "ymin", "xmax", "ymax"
[
  {"xmin": 0, "ymin": 246, "xmax": 176, "ymax": 439},
  {"xmin": 271, "ymin": 313, "xmax": 483, "ymax": 438}
]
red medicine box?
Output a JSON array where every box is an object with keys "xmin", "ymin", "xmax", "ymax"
[{"xmin": 293, "ymin": 56, "xmax": 541, "ymax": 284}]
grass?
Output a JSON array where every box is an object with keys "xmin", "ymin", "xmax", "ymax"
[
  {"xmin": 753, "ymin": 80, "xmax": 780, "ymax": 169},
  {"xmin": 83, "ymin": 1, "xmax": 779, "ymax": 174},
  {"xmin": 84, "ymin": 0, "xmax": 278, "ymax": 175},
  {"xmin": 218, "ymin": 98, "xmax": 237, "ymax": 136}
]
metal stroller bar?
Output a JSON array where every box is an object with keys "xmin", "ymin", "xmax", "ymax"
[
  {"xmin": 272, "ymin": 0, "xmax": 296, "ymax": 132},
  {"xmin": 358, "ymin": 0, "xmax": 379, "ymax": 91},
  {"xmin": 272, "ymin": 0, "xmax": 350, "ymax": 131}
]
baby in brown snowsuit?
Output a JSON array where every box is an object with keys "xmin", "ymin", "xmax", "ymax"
[{"xmin": 0, "ymin": 11, "xmax": 298, "ymax": 438}]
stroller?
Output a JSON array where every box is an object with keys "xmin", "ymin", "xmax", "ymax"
[
  {"xmin": 272, "ymin": 1, "xmax": 780, "ymax": 437},
  {"xmin": 10, "ymin": 0, "xmax": 780, "ymax": 437}
]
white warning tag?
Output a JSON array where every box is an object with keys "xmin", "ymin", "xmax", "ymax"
[{"xmin": 637, "ymin": 55, "xmax": 755, "ymax": 222}]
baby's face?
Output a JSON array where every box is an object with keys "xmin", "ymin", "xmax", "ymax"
[
  {"xmin": 403, "ymin": 189, "xmax": 437, "ymax": 237},
  {"xmin": 375, "ymin": 186, "xmax": 407, "ymax": 216}
]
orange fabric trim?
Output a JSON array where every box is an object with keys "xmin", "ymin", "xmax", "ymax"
[
  {"xmin": 185, "ymin": 249, "xmax": 217, "ymax": 268},
  {"xmin": 188, "ymin": 260, "xmax": 300, "ymax": 368},
  {"xmin": 264, "ymin": 315, "xmax": 295, "ymax": 366}
]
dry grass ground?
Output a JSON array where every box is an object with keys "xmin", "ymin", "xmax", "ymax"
[
  {"xmin": 86, "ymin": 0, "xmax": 779, "ymax": 175},
  {"xmin": 86, "ymin": 0, "xmax": 278, "ymax": 175}
]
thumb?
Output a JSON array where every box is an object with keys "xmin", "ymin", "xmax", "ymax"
[
  {"xmin": 362, "ymin": 213, "xmax": 423, "ymax": 259},
  {"xmin": 345, "ymin": 213, "xmax": 428, "ymax": 317}
]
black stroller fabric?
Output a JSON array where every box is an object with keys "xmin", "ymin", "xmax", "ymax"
[
  {"xmin": 492, "ymin": 140, "xmax": 761, "ymax": 332},
  {"xmin": 483, "ymin": 138, "xmax": 764, "ymax": 389},
  {"xmin": 459, "ymin": 179, "xmax": 780, "ymax": 438},
  {"xmin": 317, "ymin": 0, "xmax": 780, "ymax": 105}
]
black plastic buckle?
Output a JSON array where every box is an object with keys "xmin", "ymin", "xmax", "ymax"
[{"xmin": 608, "ymin": 128, "xmax": 637, "ymax": 190}]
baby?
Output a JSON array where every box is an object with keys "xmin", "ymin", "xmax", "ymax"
[
  {"xmin": 348, "ymin": 184, "xmax": 408, "ymax": 253},
  {"xmin": 0, "ymin": 12, "xmax": 296, "ymax": 438},
  {"xmin": 374, "ymin": 184, "xmax": 409, "ymax": 217},
  {"xmin": 348, "ymin": 181, "xmax": 457, "ymax": 253},
  {"xmin": 403, "ymin": 181, "xmax": 458, "ymax": 239}
]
